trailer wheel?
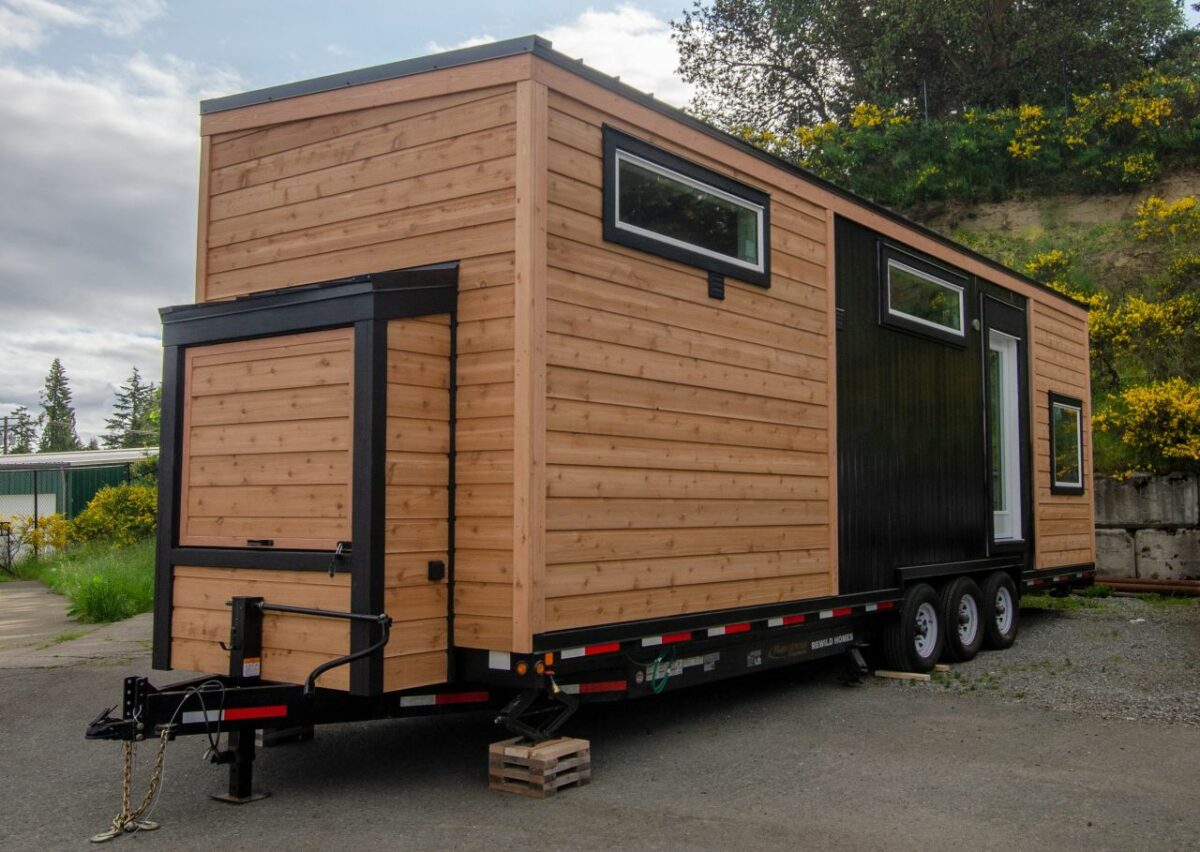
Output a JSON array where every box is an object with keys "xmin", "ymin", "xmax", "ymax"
[
  {"xmin": 980, "ymin": 571, "xmax": 1019, "ymax": 650},
  {"xmin": 881, "ymin": 583, "xmax": 943, "ymax": 673},
  {"xmin": 938, "ymin": 576, "xmax": 984, "ymax": 662}
]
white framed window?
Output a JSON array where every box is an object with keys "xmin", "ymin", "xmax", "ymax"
[
  {"xmin": 1050, "ymin": 393, "xmax": 1085, "ymax": 494},
  {"xmin": 603, "ymin": 126, "xmax": 771, "ymax": 287},
  {"xmin": 886, "ymin": 259, "xmax": 965, "ymax": 338}
]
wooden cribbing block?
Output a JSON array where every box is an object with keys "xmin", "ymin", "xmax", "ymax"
[
  {"xmin": 488, "ymin": 737, "xmax": 592, "ymax": 799},
  {"xmin": 874, "ymin": 670, "xmax": 931, "ymax": 682}
]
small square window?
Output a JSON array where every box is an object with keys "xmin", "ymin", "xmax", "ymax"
[
  {"xmin": 603, "ymin": 126, "xmax": 770, "ymax": 287},
  {"xmin": 1049, "ymin": 392, "xmax": 1085, "ymax": 495}
]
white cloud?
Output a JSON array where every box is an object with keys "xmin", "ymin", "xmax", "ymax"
[
  {"xmin": 0, "ymin": 0, "xmax": 164, "ymax": 52},
  {"xmin": 427, "ymin": 4, "xmax": 692, "ymax": 108},
  {"xmin": 545, "ymin": 4, "xmax": 692, "ymax": 106},
  {"xmin": 0, "ymin": 53, "xmax": 240, "ymax": 439}
]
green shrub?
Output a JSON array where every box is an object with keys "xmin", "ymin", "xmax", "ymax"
[
  {"xmin": 72, "ymin": 484, "xmax": 157, "ymax": 545},
  {"xmin": 129, "ymin": 454, "xmax": 159, "ymax": 486},
  {"xmin": 21, "ymin": 540, "xmax": 155, "ymax": 622}
]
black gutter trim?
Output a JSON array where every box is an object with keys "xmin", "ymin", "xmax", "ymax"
[
  {"xmin": 531, "ymin": 588, "xmax": 899, "ymax": 652},
  {"xmin": 200, "ymin": 35, "xmax": 551, "ymax": 114},
  {"xmin": 1024, "ymin": 563, "xmax": 1096, "ymax": 580},
  {"xmin": 198, "ymin": 38, "xmax": 1083, "ymax": 310},
  {"xmin": 161, "ymin": 264, "xmax": 458, "ymax": 347}
]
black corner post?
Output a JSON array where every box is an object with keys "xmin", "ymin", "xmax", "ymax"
[
  {"xmin": 152, "ymin": 344, "xmax": 185, "ymax": 671},
  {"xmin": 349, "ymin": 319, "xmax": 388, "ymax": 695}
]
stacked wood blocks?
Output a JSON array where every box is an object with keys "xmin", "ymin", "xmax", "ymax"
[{"xmin": 488, "ymin": 737, "xmax": 591, "ymax": 798}]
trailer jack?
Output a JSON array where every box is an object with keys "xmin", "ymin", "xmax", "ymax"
[
  {"xmin": 839, "ymin": 642, "xmax": 872, "ymax": 685},
  {"xmin": 495, "ymin": 676, "xmax": 579, "ymax": 743}
]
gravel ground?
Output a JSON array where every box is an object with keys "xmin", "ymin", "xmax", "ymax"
[{"xmin": 929, "ymin": 593, "xmax": 1200, "ymax": 725}]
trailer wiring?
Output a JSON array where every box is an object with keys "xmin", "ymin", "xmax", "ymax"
[{"xmin": 621, "ymin": 647, "xmax": 677, "ymax": 694}]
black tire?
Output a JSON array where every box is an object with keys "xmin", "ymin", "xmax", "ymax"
[
  {"xmin": 939, "ymin": 576, "xmax": 984, "ymax": 662},
  {"xmin": 881, "ymin": 583, "xmax": 944, "ymax": 673},
  {"xmin": 980, "ymin": 571, "xmax": 1020, "ymax": 650}
]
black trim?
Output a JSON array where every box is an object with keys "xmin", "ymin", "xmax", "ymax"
[
  {"xmin": 168, "ymin": 548, "xmax": 336, "ymax": 571},
  {"xmin": 151, "ymin": 345, "xmax": 185, "ymax": 670},
  {"xmin": 531, "ymin": 588, "xmax": 898, "ymax": 651},
  {"xmin": 1048, "ymin": 392, "xmax": 1086, "ymax": 495},
  {"xmin": 199, "ymin": 36, "xmax": 1082, "ymax": 311},
  {"xmin": 602, "ymin": 125, "xmax": 770, "ymax": 288},
  {"xmin": 879, "ymin": 243, "xmax": 969, "ymax": 347},
  {"xmin": 894, "ymin": 556, "xmax": 1021, "ymax": 583},
  {"xmin": 161, "ymin": 265, "xmax": 458, "ymax": 347},
  {"xmin": 349, "ymin": 319, "xmax": 389, "ymax": 696}
]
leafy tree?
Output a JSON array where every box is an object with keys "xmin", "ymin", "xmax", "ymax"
[
  {"xmin": 102, "ymin": 367, "xmax": 158, "ymax": 449},
  {"xmin": 4, "ymin": 406, "xmax": 39, "ymax": 454},
  {"xmin": 672, "ymin": 0, "xmax": 1187, "ymax": 130},
  {"xmin": 37, "ymin": 358, "xmax": 82, "ymax": 453}
]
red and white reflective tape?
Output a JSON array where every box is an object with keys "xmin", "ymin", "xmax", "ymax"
[
  {"xmin": 864, "ymin": 601, "xmax": 895, "ymax": 612},
  {"xmin": 706, "ymin": 622, "xmax": 751, "ymax": 638},
  {"xmin": 559, "ymin": 641, "xmax": 622, "ymax": 660},
  {"xmin": 558, "ymin": 680, "xmax": 627, "ymax": 695},
  {"xmin": 181, "ymin": 705, "xmax": 288, "ymax": 725},
  {"xmin": 399, "ymin": 691, "xmax": 489, "ymax": 708},
  {"xmin": 818, "ymin": 607, "xmax": 853, "ymax": 620},
  {"xmin": 641, "ymin": 631, "xmax": 691, "ymax": 648},
  {"xmin": 767, "ymin": 614, "xmax": 806, "ymax": 628}
]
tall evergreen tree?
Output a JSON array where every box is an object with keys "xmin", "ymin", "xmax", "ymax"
[
  {"xmin": 4, "ymin": 405, "xmax": 38, "ymax": 454},
  {"xmin": 103, "ymin": 367, "xmax": 158, "ymax": 448},
  {"xmin": 37, "ymin": 358, "xmax": 83, "ymax": 452}
]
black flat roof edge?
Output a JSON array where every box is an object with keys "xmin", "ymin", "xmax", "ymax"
[
  {"xmin": 198, "ymin": 36, "xmax": 1084, "ymax": 310},
  {"xmin": 200, "ymin": 35, "xmax": 550, "ymax": 115}
]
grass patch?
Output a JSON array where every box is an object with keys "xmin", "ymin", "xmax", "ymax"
[{"xmin": 15, "ymin": 539, "xmax": 154, "ymax": 623}]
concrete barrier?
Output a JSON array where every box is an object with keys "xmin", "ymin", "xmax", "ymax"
[{"xmin": 1095, "ymin": 473, "xmax": 1200, "ymax": 579}]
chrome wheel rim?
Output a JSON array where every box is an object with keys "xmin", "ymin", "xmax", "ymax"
[
  {"xmin": 914, "ymin": 602, "xmax": 938, "ymax": 659},
  {"xmin": 994, "ymin": 586, "xmax": 1014, "ymax": 635},
  {"xmin": 957, "ymin": 593, "xmax": 979, "ymax": 647}
]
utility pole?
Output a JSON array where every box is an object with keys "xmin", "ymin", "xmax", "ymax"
[{"xmin": 2, "ymin": 415, "xmax": 8, "ymax": 454}]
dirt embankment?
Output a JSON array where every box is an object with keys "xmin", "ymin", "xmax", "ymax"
[{"xmin": 929, "ymin": 170, "xmax": 1200, "ymax": 235}]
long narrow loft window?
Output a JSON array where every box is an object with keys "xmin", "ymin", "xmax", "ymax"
[
  {"xmin": 1049, "ymin": 393, "xmax": 1085, "ymax": 495},
  {"xmin": 603, "ymin": 126, "xmax": 770, "ymax": 287},
  {"xmin": 880, "ymin": 246, "xmax": 967, "ymax": 344}
]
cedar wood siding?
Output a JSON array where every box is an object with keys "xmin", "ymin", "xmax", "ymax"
[
  {"xmin": 540, "ymin": 89, "xmax": 837, "ymax": 631},
  {"xmin": 193, "ymin": 66, "xmax": 524, "ymax": 653},
  {"xmin": 1031, "ymin": 302, "xmax": 1095, "ymax": 568}
]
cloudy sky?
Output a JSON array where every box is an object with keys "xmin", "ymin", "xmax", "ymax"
[{"xmin": 0, "ymin": 0, "xmax": 693, "ymax": 444}]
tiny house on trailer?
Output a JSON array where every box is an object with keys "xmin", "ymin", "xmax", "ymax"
[{"xmin": 88, "ymin": 36, "xmax": 1095, "ymax": 799}]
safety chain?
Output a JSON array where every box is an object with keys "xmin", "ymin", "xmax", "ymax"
[{"xmin": 89, "ymin": 729, "xmax": 170, "ymax": 843}]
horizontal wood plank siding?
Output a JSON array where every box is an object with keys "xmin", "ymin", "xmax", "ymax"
[
  {"xmin": 171, "ymin": 566, "xmax": 351, "ymax": 690},
  {"xmin": 383, "ymin": 316, "xmax": 450, "ymax": 690},
  {"xmin": 1030, "ymin": 300, "xmax": 1096, "ymax": 569},
  {"xmin": 179, "ymin": 328, "xmax": 354, "ymax": 550},
  {"xmin": 540, "ymin": 91, "xmax": 836, "ymax": 631},
  {"xmin": 199, "ymin": 87, "xmax": 518, "ymax": 302}
]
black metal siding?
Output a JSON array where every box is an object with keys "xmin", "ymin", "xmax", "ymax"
[{"xmin": 835, "ymin": 217, "xmax": 989, "ymax": 593}]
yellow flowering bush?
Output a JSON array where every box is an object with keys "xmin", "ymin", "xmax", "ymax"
[
  {"xmin": 1007, "ymin": 105, "xmax": 1048, "ymax": 159},
  {"xmin": 1135, "ymin": 195, "xmax": 1200, "ymax": 242},
  {"xmin": 10, "ymin": 513, "xmax": 71, "ymax": 555},
  {"xmin": 1094, "ymin": 379, "xmax": 1200, "ymax": 474}
]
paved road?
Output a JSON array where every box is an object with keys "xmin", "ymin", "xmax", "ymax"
[{"xmin": 0, "ymin": 601, "xmax": 1197, "ymax": 851}]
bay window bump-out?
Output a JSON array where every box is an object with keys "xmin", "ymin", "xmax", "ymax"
[
  {"xmin": 602, "ymin": 125, "xmax": 770, "ymax": 287},
  {"xmin": 1049, "ymin": 392, "xmax": 1085, "ymax": 495}
]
